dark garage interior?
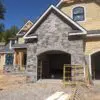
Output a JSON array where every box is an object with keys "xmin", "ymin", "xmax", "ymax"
[
  {"xmin": 91, "ymin": 52, "xmax": 100, "ymax": 80},
  {"xmin": 37, "ymin": 51, "xmax": 71, "ymax": 80}
]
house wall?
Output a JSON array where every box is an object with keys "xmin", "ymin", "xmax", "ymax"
[
  {"xmin": 0, "ymin": 44, "xmax": 5, "ymax": 50},
  {"xmin": 27, "ymin": 12, "xmax": 85, "ymax": 82},
  {"xmin": 14, "ymin": 49, "xmax": 27, "ymax": 70},
  {"xmin": 0, "ymin": 54, "xmax": 5, "ymax": 71},
  {"xmin": 84, "ymin": 37, "xmax": 100, "ymax": 76},
  {"xmin": 85, "ymin": 38, "xmax": 100, "ymax": 55},
  {"xmin": 60, "ymin": 2, "xmax": 100, "ymax": 30},
  {"xmin": 18, "ymin": 37, "xmax": 25, "ymax": 44}
]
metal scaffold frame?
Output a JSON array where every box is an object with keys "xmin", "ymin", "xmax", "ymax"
[{"xmin": 63, "ymin": 64, "xmax": 85, "ymax": 86}]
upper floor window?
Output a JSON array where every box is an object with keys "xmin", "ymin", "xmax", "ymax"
[
  {"xmin": 11, "ymin": 40, "xmax": 16, "ymax": 46},
  {"xmin": 73, "ymin": 7, "xmax": 85, "ymax": 21}
]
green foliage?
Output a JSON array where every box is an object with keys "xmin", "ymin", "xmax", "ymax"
[
  {"xmin": 0, "ymin": 23, "xmax": 5, "ymax": 42},
  {"xmin": 0, "ymin": 23, "xmax": 4, "ymax": 32},
  {"xmin": 0, "ymin": 0, "xmax": 6, "ymax": 42},
  {"xmin": 3, "ymin": 26, "xmax": 19, "ymax": 44},
  {"xmin": 0, "ymin": 0, "xmax": 6, "ymax": 20},
  {"xmin": 0, "ymin": 1, "xmax": 19, "ymax": 44}
]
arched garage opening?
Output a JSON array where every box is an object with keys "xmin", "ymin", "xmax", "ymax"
[
  {"xmin": 91, "ymin": 51, "xmax": 100, "ymax": 80},
  {"xmin": 37, "ymin": 50, "xmax": 71, "ymax": 80}
]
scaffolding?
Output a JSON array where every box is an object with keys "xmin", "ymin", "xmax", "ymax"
[
  {"xmin": 63, "ymin": 64, "xmax": 84, "ymax": 86},
  {"xmin": 37, "ymin": 61, "xmax": 42, "ymax": 79}
]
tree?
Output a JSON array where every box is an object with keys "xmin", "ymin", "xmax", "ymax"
[
  {"xmin": 9, "ymin": 25, "xmax": 19, "ymax": 37},
  {"xmin": 0, "ymin": 0, "xmax": 6, "ymax": 42},
  {"xmin": 0, "ymin": 23, "xmax": 4, "ymax": 42},
  {"xmin": 0, "ymin": 0, "xmax": 5, "ymax": 20},
  {"xmin": 4, "ymin": 26, "xmax": 19, "ymax": 44}
]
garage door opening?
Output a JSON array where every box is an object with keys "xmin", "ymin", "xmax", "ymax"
[
  {"xmin": 37, "ymin": 51, "xmax": 71, "ymax": 80},
  {"xmin": 91, "ymin": 52, "xmax": 100, "ymax": 80}
]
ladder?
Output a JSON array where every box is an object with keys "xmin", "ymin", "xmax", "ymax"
[
  {"xmin": 63, "ymin": 64, "xmax": 72, "ymax": 85},
  {"xmin": 38, "ymin": 61, "xmax": 42, "ymax": 79},
  {"xmin": 63, "ymin": 64, "xmax": 84, "ymax": 86}
]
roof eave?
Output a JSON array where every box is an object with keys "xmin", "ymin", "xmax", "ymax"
[
  {"xmin": 87, "ymin": 34, "xmax": 100, "ymax": 37},
  {"xmin": 12, "ymin": 47, "xmax": 27, "ymax": 49},
  {"xmin": 24, "ymin": 5, "xmax": 87, "ymax": 39},
  {"xmin": 69, "ymin": 32, "xmax": 87, "ymax": 36},
  {"xmin": 24, "ymin": 36, "xmax": 38, "ymax": 39},
  {"xmin": 0, "ymin": 52, "xmax": 14, "ymax": 54},
  {"xmin": 56, "ymin": 0, "xmax": 63, "ymax": 7}
]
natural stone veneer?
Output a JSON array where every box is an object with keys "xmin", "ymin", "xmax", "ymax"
[{"xmin": 26, "ymin": 12, "xmax": 85, "ymax": 82}]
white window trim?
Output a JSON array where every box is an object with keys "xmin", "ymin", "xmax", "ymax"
[{"xmin": 71, "ymin": 5, "xmax": 86, "ymax": 22}]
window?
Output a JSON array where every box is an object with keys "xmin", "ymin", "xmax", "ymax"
[
  {"xmin": 73, "ymin": 7, "xmax": 85, "ymax": 21},
  {"xmin": 11, "ymin": 40, "xmax": 15, "ymax": 46},
  {"xmin": 5, "ymin": 54, "xmax": 13, "ymax": 65}
]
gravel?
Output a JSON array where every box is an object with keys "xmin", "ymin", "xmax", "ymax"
[
  {"xmin": 0, "ymin": 79, "xmax": 74, "ymax": 100},
  {"xmin": 0, "ymin": 74, "xmax": 100, "ymax": 100}
]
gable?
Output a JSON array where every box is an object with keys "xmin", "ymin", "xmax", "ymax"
[
  {"xmin": 24, "ymin": 5, "xmax": 86, "ymax": 39},
  {"xmin": 17, "ymin": 20, "xmax": 33, "ymax": 36},
  {"xmin": 57, "ymin": 1, "xmax": 100, "ymax": 30}
]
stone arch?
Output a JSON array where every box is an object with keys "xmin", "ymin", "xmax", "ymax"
[
  {"xmin": 37, "ymin": 50, "xmax": 71, "ymax": 79},
  {"xmin": 89, "ymin": 50, "xmax": 100, "ymax": 80},
  {"xmin": 36, "ymin": 48, "xmax": 71, "ymax": 57},
  {"xmin": 37, "ymin": 50, "xmax": 70, "ymax": 56}
]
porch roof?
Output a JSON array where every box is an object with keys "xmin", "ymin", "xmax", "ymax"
[
  {"xmin": 87, "ymin": 30, "xmax": 100, "ymax": 37},
  {"xmin": 11, "ymin": 43, "xmax": 27, "ymax": 49}
]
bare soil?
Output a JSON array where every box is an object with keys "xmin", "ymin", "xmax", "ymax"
[
  {"xmin": 0, "ymin": 73, "xmax": 26, "ymax": 90},
  {"xmin": 0, "ymin": 73, "xmax": 100, "ymax": 100}
]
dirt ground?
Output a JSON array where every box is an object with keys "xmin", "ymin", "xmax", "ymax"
[
  {"xmin": 0, "ymin": 73, "xmax": 26, "ymax": 90},
  {"xmin": 0, "ymin": 73, "xmax": 100, "ymax": 100},
  {"xmin": 0, "ymin": 73, "xmax": 74, "ymax": 100}
]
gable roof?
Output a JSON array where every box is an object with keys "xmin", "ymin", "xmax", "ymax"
[
  {"xmin": 56, "ymin": 0, "xmax": 63, "ymax": 7},
  {"xmin": 56, "ymin": 0, "xmax": 100, "ymax": 7},
  {"xmin": 11, "ymin": 43, "xmax": 27, "ymax": 49},
  {"xmin": 16, "ymin": 20, "xmax": 33, "ymax": 37},
  {"xmin": 24, "ymin": 5, "xmax": 87, "ymax": 39},
  {"xmin": 0, "ymin": 43, "xmax": 14, "ymax": 54}
]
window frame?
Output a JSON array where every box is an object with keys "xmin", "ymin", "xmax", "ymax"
[
  {"xmin": 5, "ymin": 54, "xmax": 14, "ymax": 65},
  {"xmin": 72, "ymin": 6, "xmax": 85, "ymax": 22},
  {"xmin": 11, "ymin": 40, "xmax": 16, "ymax": 46}
]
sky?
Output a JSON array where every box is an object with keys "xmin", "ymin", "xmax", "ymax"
[{"xmin": 1, "ymin": 0, "xmax": 60, "ymax": 29}]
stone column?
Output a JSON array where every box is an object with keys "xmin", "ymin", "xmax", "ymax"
[
  {"xmin": 71, "ymin": 53, "xmax": 85, "ymax": 82},
  {"xmin": 26, "ymin": 43, "xmax": 37, "ymax": 83}
]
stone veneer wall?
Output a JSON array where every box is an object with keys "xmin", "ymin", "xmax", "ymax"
[{"xmin": 26, "ymin": 12, "xmax": 85, "ymax": 82}]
